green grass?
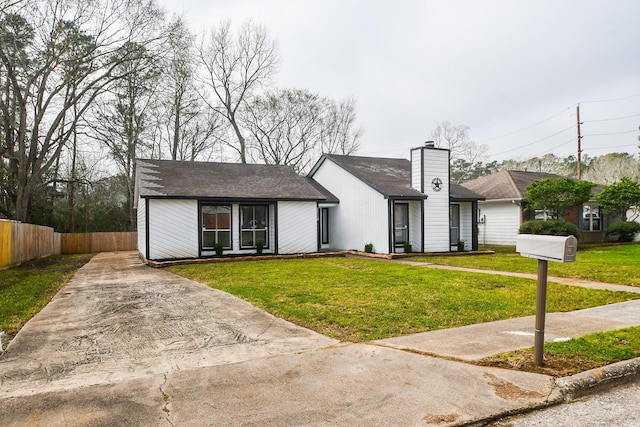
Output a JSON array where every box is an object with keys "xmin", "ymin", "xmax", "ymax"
[
  {"xmin": 481, "ymin": 326, "xmax": 640, "ymax": 376},
  {"xmin": 545, "ymin": 326, "xmax": 640, "ymax": 364},
  {"xmin": 408, "ymin": 243, "xmax": 640, "ymax": 286},
  {"xmin": 169, "ymin": 257, "xmax": 639, "ymax": 342},
  {"xmin": 0, "ymin": 254, "xmax": 93, "ymax": 337}
]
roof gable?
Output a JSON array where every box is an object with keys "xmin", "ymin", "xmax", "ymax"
[
  {"xmin": 311, "ymin": 154, "xmax": 484, "ymax": 201},
  {"xmin": 314, "ymin": 154, "xmax": 427, "ymax": 199},
  {"xmin": 136, "ymin": 159, "xmax": 333, "ymax": 201}
]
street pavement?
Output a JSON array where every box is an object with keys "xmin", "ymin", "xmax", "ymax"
[{"xmin": 1, "ymin": 251, "xmax": 639, "ymax": 426}]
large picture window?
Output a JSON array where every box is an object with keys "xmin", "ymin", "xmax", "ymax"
[
  {"xmin": 240, "ymin": 205, "xmax": 268, "ymax": 248},
  {"xmin": 201, "ymin": 205, "xmax": 231, "ymax": 249}
]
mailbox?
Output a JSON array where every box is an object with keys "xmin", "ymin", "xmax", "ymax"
[{"xmin": 516, "ymin": 234, "xmax": 577, "ymax": 263}]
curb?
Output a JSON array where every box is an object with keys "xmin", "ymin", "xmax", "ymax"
[
  {"xmin": 554, "ymin": 356, "xmax": 640, "ymax": 401},
  {"xmin": 459, "ymin": 357, "xmax": 640, "ymax": 426}
]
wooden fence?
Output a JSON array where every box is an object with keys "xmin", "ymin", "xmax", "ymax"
[
  {"xmin": 61, "ymin": 232, "xmax": 137, "ymax": 254},
  {"xmin": 0, "ymin": 220, "xmax": 61, "ymax": 268},
  {"xmin": 0, "ymin": 219, "xmax": 137, "ymax": 268}
]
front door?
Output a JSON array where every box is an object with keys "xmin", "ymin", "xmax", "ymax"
[{"xmin": 394, "ymin": 203, "xmax": 409, "ymax": 248}]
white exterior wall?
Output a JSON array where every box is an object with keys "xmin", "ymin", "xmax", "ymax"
[
  {"xmin": 148, "ymin": 199, "xmax": 198, "ymax": 260},
  {"xmin": 477, "ymin": 201, "xmax": 522, "ymax": 246},
  {"xmin": 137, "ymin": 198, "xmax": 147, "ymax": 259},
  {"xmin": 408, "ymin": 200, "xmax": 422, "ymax": 252},
  {"xmin": 278, "ymin": 201, "xmax": 318, "ymax": 254},
  {"xmin": 313, "ymin": 160, "xmax": 389, "ymax": 253},
  {"xmin": 459, "ymin": 202, "xmax": 473, "ymax": 251},
  {"xmin": 421, "ymin": 148, "xmax": 451, "ymax": 252}
]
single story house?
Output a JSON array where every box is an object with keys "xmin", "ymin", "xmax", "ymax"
[
  {"xmin": 135, "ymin": 144, "xmax": 485, "ymax": 261},
  {"xmin": 135, "ymin": 160, "xmax": 338, "ymax": 260},
  {"xmin": 462, "ymin": 170, "xmax": 611, "ymax": 246}
]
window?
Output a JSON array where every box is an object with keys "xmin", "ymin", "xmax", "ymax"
[
  {"xmin": 450, "ymin": 204, "xmax": 460, "ymax": 245},
  {"xmin": 240, "ymin": 205, "xmax": 268, "ymax": 248},
  {"xmin": 394, "ymin": 203, "xmax": 409, "ymax": 245},
  {"xmin": 201, "ymin": 205, "xmax": 231, "ymax": 249},
  {"xmin": 321, "ymin": 208, "xmax": 329, "ymax": 244},
  {"xmin": 582, "ymin": 205, "xmax": 601, "ymax": 231}
]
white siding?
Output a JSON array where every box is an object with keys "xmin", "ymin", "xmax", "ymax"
[
  {"xmin": 278, "ymin": 201, "xmax": 318, "ymax": 254},
  {"xmin": 410, "ymin": 148, "xmax": 422, "ymax": 191},
  {"xmin": 422, "ymin": 148, "xmax": 451, "ymax": 252},
  {"xmin": 408, "ymin": 200, "xmax": 422, "ymax": 252},
  {"xmin": 148, "ymin": 199, "xmax": 198, "ymax": 260},
  {"xmin": 477, "ymin": 201, "xmax": 522, "ymax": 246},
  {"xmin": 459, "ymin": 202, "xmax": 473, "ymax": 250},
  {"xmin": 313, "ymin": 160, "xmax": 389, "ymax": 253},
  {"xmin": 137, "ymin": 198, "xmax": 147, "ymax": 259}
]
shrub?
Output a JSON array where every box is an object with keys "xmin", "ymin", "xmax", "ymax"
[
  {"xmin": 403, "ymin": 242, "xmax": 413, "ymax": 253},
  {"xmin": 519, "ymin": 220, "xmax": 579, "ymax": 237},
  {"xmin": 457, "ymin": 240, "xmax": 465, "ymax": 252},
  {"xmin": 256, "ymin": 241, "xmax": 264, "ymax": 255},
  {"xmin": 364, "ymin": 242, "xmax": 374, "ymax": 253},
  {"xmin": 606, "ymin": 221, "xmax": 640, "ymax": 242},
  {"xmin": 214, "ymin": 242, "xmax": 224, "ymax": 256}
]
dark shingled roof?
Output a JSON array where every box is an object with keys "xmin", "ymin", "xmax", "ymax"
[
  {"xmin": 450, "ymin": 182, "xmax": 486, "ymax": 201},
  {"xmin": 313, "ymin": 154, "xmax": 484, "ymax": 201},
  {"xmin": 136, "ymin": 159, "xmax": 337, "ymax": 202},
  {"xmin": 461, "ymin": 170, "xmax": 561, "ymax": 200}
]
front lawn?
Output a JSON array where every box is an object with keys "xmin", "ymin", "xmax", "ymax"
[
  {"xmin": 408, "ymin": 243, "xmax": 640, "ymax": 286},
  {"xmin": 0, "ymin": 254, "xmax": 93, "ymax": 346},
  {"xmin": 169, "ymin": 257, "xmax": 639, "ymax": 342}
]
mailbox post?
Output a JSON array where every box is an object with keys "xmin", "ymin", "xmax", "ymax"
[{"xmin": 515, "ymin": 234, "xmax": 578, "ymax": 366}]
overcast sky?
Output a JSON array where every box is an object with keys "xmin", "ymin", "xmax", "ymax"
[{"xmin": 158, "ymin": 0, "xmax": 640, "ymax": 163}]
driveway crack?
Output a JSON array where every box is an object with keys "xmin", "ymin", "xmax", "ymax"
[{"xmin": 160, "ymin": 373, "xmax": 174, "ymax": 427}]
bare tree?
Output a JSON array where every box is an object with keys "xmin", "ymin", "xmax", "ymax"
[
  {"xmin": 431, "ymin": 120, "xmax": 488, "ymax": 164},
  {"xmin": 91, "ymin": 43, "xmax": 161, "ymax": 231},
  {"xmin": 582, "ymin": 153, "xmax": 640, "ymax": 185},
  {"xmin": 158, "ymin": 17, "xmax": 222, "ymax": 161},
  {"xmin": 0, "ymin": 0, "xmax": 165, "ymax": 222},
  {"xmin": 243, "ymin": 89, "xmax": 322, "ymax": 173},
  {"xmin": 196, "ymin": 19, "xmax": 279, "ymax": 163},
  {"xmin": 319, "ymin": 96, "xmax": 363, "ymax": 156},
  {"xmin": 243, "ymin": 89, "xmax": 363, "ymax": 173}
]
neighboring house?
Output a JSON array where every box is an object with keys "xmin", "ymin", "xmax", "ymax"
[
  {"xmin": 308, "ymin": 145, "xmax": 485, "ymax": 254},
  {"xmin": 462, "ymin": 170, "xmax": 611, "ymax": 246},
  {"xmin": 135, "ymin": 144, "xmax": 485, "ymax": 262},
  {"xmin": 135, "ymin": 160, "xmax": 337, "ymax": 261}
]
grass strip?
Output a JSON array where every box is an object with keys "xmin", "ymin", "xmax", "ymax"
[
  {"xmin": 0, "ymin": 254, "xmax": 93, "ymax": 341},
  {"xmin": 478, "ymin": 326, "xmax": 640, "ymax": 377}
]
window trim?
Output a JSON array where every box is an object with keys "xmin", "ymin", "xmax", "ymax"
[
  {"xmin": 239, "ymin": 204, "xmax": 270, "ymax": 249},
  {"xmin": 200, "ymin": 204, "xmax": 232, "ymax": 250}
]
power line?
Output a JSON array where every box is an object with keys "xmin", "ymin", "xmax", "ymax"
[
  {"xmin": 477, "ymin": 106, "xmax": 572, "ymax": 143},
  {"xmin": 583, "ymin": 113, "xmax": 640, "ymax": 123},
  {"xmin": 488, "ymin": 125, "xmax": 574, "ymax": 158},
  {"xmin": 579, "ymin": 93, "xmax": 640, "ymax": 104},
  {"xmin": 583, "ymin": 129, "xmax": 639, "ymax": 137},
  {"xmin": 530, "ymin": 137, "xmax": 576, "ymax": 158}
]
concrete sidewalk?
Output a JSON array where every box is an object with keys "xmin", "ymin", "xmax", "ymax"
[{"xmin": 1, "ymin": 252, "xmax": 639, "ymax": 426}]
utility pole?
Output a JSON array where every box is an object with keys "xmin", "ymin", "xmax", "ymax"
[{"xmin": 576, "ymin": 104, "xmax": 582, "ymax": 180}]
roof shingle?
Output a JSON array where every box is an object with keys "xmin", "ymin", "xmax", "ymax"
[{"xmin": 136, "ymin": 159, "xmax": 335, "ymax": 201}]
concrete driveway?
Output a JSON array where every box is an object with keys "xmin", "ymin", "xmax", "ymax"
[{"xmin": 0, "ymin": 252, "xmax": 572, "ymax": 426}]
